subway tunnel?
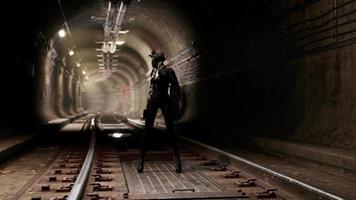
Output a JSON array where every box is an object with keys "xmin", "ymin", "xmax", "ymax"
[{"xmin": 0, "ymin": 0, "xmax": 356, "ymax": 199}]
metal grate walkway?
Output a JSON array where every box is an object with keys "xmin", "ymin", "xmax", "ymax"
[{"xmin": 122, "ymin": 161, "xmax": 223, "ymax": 194}]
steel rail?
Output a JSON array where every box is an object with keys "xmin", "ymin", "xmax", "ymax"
[
  {"xmin": 179, "ymin": 136, "xmax": 345, "ymax": 200},
  {"xmin": 67, "ymin": 116, "xmax": 96, "ymax": 200}
]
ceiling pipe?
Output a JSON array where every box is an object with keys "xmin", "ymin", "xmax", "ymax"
[
  {"xmin": 112, "ymin": 1, "xmax": 129, "ymax": 42},
  {"xmin": 110, "ymin": 0, "xmax": 132, "ymax": 53},
  {"xmin": 100, "ymin": 0, "xmax": 132, "ymax": 77},
  {"xmin": 103, "ymin": 1, "xmax": 117, "ymax": 53}
]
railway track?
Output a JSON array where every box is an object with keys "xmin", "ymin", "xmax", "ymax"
[
  {"xmin": 0, "ymin": 113, "xmax": 346, "ymax": 200},
  {"xmin": 0, "ymin": 115, "xmax": 93, "ymax": 200}
]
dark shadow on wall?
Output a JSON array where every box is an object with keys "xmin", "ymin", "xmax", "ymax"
[{"xmin": 176, "ymin": 0, "xmax": 307, "ymax": 147}]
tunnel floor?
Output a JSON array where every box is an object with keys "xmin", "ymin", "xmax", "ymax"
[{"xmin": 0, "ymin": 113, "xmax": 355, "ymax": 199}]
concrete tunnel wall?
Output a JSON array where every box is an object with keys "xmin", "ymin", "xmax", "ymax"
[
  {"xmin": 1, "ymin": 0, "xmax": 356, "ymax": 152},
  {"xmin": 175, "ymin": 0, "xmax": 356, "ymax": 151},
  {"xmin": 37, "ymin": 46, "xmax": 83, "ymax": 121}
]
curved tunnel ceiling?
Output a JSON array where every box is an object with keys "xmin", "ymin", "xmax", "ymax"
[{"xmin": 53, "ymin": 0, "xmax": 195, "ymax": 92}]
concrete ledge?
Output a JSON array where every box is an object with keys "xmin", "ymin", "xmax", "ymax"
[
  {"xmin": 47, "ymin": 118, "xmax": 71, "ymax": 130},
  {"xmin": 46, "ymin": 112, "xmax": 89, "ymax": 130},
  {"xmin": 60, "ymin": 123, "xmax": 86, "ymax": 132},
  {"xmin": 127, "ymin": 118, "xmax": 165, "ymax": 129},
  {"xmin": 127, "ymin": 118, "xmax": 144, "ymax": 128},
  {"xmin": 250, "ymin": 137, "xmax": 356, "ymax": 172},
  {"xmin": 0, "ymin": 134, "xmax": 37, "ymax": 164},
  {"xmin": 48, "ymin": 118, "xmax": 70, "ymax": 125},
  {"xmin": 68, "ymin": 112, "xmax": 89, "ymax": 121}
]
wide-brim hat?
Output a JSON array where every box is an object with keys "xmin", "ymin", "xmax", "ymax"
[{"xmin": 149, "ymin": 51, "xmax": 166, "ymax": 61}]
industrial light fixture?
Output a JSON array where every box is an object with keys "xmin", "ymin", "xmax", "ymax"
[
  {"xmin": 57, "ymin": 0, "xmax": 85, "ymax": 78},
  {"xmin": 58, "ymin": 29, "xmax": 66, "ymax": 38},
  {"xmin": 119, "ymin": 30, "xmax": 129, "ymax": 34},
  {"xmin": 68, "ymin": 49, "xmax": 74, "ymax": 56},
  {"xmin": 82, "ymin": 70, "xmax": 87, "ymax": 75},
  {"xmin": 109, "ymin": 42, "xmax": 117, "ymax": 53},
  {"xmin": 116, "ymin": 41, "xmax": 125, "ymax": 45},
  {"xmin": 102, "ymin": 42, "xmax": 110, "ymax": 53}
]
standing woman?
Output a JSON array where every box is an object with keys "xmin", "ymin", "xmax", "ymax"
[{"xmin": 137, "ymin": 51, "xmax": 182, "ymax": 173}]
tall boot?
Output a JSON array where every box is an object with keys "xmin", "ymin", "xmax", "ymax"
[
  {"xmin": 138, "ymin": 128, "xmax": 148, "ymax": 173},
  {"xmin": 175, "ymin": 157, "xmax": 182, "ymax": 173},
  {"xmin": 174, "ymin": 149, "xmax": 182, "ymax": 173},
  {"xmin": 137, "ymin": 151, "xmax": 145, "ymax": 173},
  {"xmin": 170, "ymin": 135, "xmax": 182, "ymax": 173}
]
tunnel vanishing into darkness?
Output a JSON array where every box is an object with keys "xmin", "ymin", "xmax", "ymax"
[
  {"xmin": 2, "ymin": 0, "xmax": 356, "ymax": 150},
  {"xmin": 1, "ymin": 1, "xmax": 356, "ymax": 196}
]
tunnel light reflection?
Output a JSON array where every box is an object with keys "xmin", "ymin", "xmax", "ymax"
[
  {"xmin": 90, "ymin": 118, "xmax": 95, "ymax": 126},
  {"xmin": 82, "ymin": 70, "xmax": 87, "ymax": 75},
  {"xmin": 85, "ymin": 76, "xmax": 89, "ymax": 80},
  {"xmin": 112, "ymin": 133, "xmax": 124, "ymax": 138},
  {"xmin": 76, "ymin": 62, "xmax": 81, "ymax": 67},
  {"xmin": 68, "ymin": 50, "xmax": 74, "ymax": 56},
  {"xmin": 58, "ymin": 29, "xmax": 66, "ymax": 38}
]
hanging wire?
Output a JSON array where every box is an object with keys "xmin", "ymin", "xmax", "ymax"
[
  {"xmin": 57, "ymin": 0, "xmax": 83, "ymax": 61},
  {"xmin": 58, "ymin": 0, "xmax": 73, "ymax": 42},
  {"xmin": 57, "ymin": 0, "xmax": 86, "ymax": 82}
]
